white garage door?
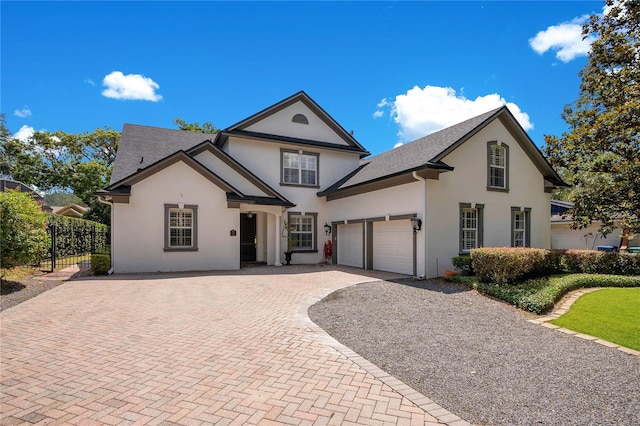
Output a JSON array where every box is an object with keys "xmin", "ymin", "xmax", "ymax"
[
  {"xmin": 372, "ymin": 220, "xmax": 413, "ymax": 275},
  {"xmin": 337, "ymin": 223, "xmax": 364, "ymax": 268}
]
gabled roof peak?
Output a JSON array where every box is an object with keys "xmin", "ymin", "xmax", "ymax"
[{"xmin": 223, "ymin": 91, "xmax": 368, "ymax": 154}]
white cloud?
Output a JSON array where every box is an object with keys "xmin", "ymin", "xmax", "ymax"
[
  {"xmin": 376, "ymin": 85, "xmax": 532, "ymax": 143},
  {"xmin": 529, "ymin": 15, "xmax": 596, "ymax": 62},
  {"xmin": 393, "ymin": 142, "xmax": 404, "ymax": 148},
  {"xmin": 13, "ymin": 125, "xmax": 35, "ymax": 141},
  {"xmin": 372, "ymin": 110, "xmax": 384, "ymax": 119},
  {"xmin": 101, "ymin": 71, "xmax": 163, "ymax": 101},
  {"xmin": 84, "ymin": 78, "xmax": 95, "ymax": 86},
  {"xmin": 13, "ymin": 106, "xmax": 32, "ymax": 118}
]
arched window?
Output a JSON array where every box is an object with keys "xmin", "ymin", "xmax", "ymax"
[{"xmin": 292, "ymin": 114, "xmax": 309, "ymax": 124}]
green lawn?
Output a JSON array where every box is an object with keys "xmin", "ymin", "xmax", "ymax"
[{"xmin": 550, "ymin": 288, "xmax": 640, "ymax": 351}]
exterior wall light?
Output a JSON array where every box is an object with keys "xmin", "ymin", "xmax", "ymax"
[
  {"xmin": 324, "ymin": 223, "xmax": 332, "ymax": 235},
  {"xmin": 411, "ymin": 217, "xmax": 422, "ymax": 233}
]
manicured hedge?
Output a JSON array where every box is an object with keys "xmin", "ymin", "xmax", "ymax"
[
  {"xmin": 449, "ymin": 274, "xmax": 640, "ymax": 314},
  {"xmin": 470, "ymin": 247, "xmax": 640, "ymax": 285},
  {"xmin": 471, "ymin": 247, "xmax": 549, "ymax": 285},
  {"xmin": 90, "ymin": 254, "xmax": 111, "ymax": 275},
  {"xmin": 46, "ymin": 214, "xmax": 109, "ymax": 258}
]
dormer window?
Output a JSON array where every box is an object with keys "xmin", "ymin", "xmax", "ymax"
[
  {"xmin": 487, "ymin": 141, "xmax": 509, "ymax": 191},
  {"xmin": 292, "ymin": 114, "xmax": 309, "ymax": 124}
]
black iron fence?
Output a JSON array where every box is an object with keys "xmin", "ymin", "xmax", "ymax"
[{"xmin": 40, "ymin": 217, "xmax": 110, "ymax": 272}]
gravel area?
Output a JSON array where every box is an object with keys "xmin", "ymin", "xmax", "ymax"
[{"xmin": 309, "ymin": 278, "xmax": 640, "ymax": 426}]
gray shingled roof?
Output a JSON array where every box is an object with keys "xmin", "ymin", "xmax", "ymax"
[
  {"xmin": 110, "ymin": 124, "xmax": 214, "ymax": 184},
  {"xmin": 331, "ymin": 107, "xmax": 503, "ymax": 190}
]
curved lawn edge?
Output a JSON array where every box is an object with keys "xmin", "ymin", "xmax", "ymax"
[{"xmin": 447, "ymin": 273, "xmax": 640, "ymax": 314}]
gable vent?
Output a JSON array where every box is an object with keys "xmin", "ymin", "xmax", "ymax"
[{"xmin": 292, "ymin": 114, "xmax": 309, "ymax": 124}]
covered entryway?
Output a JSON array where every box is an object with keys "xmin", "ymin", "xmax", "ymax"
[
  {"xmin": 336, "ymin": 223, "xmax": 364, "ymax": 268},
  {"xmin": 372, "ymin": 219, "xmax": 413, "ymax": 275}
]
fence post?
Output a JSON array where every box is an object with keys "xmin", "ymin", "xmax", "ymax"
[
  {"xmin": 91, "ymin": 225, "xmax": 96, "ymax": 254},
  {"xmin": 51, "ymin": 224, "xmax": 56, "ymax": 272}
]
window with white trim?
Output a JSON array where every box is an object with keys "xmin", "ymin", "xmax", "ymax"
[
  {"xmin": 164, "ymin": 204, "xmax": 198, "ymax": 251},
  {"xmin": 459, "ymin": 203, "xmax": 484, "ymax": 253},
  {"xmin": 487, "ymin": 142, "xmax": 509, "ymax": 190},
  {"xmin": 282, "ymin": 150, "xmax": 318, "ymax": 186},
  {"xmin": 511, "ymin": 207, "xmax": 531, "ymax": 247},
  {"xmin": 288, "ymin": 212, "xmax": 317, "ymax": 251}
]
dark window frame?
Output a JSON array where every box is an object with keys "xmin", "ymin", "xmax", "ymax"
[
  {"xmin": 459, "ymin": 203, "xmax": 484, "ymax": 254},
  {"xmin": 164, "ymin": 204, "xmax": 198, "ymax": 252},
  {"xmin": 286, "ymin": 211, "xmax": 318, "ymax": 253},
  {"xmin": 280, "ymin": 149, "xmax": 320, "ymax": 188},
  {"xmin": 511, "ymin": 207, "xmax": 531, "ymax": 247},
  {"xmin": 487, "ymin": 141, "xmax": 509, "ymax": 192}
]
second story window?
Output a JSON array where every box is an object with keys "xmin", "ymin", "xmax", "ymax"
[
  {"xmin": 282, "ymin": 150, "xmax": 318, "ymax": 186},
  {"xmin": 487, "ymin": 141, "xmax": 509, "ymax": 191}
]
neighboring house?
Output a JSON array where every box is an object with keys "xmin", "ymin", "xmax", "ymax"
[
  {"xmin": 97, "ymin": 91, "xmax": 566, "ymax": 276},
  {"xmin": 1, "ymin": 178, "xmax": 52, "ymax": 212},
  {"xmin": 550, "ymin": 200, "xmax": 638, "ymax": 250},
  {"xmin": 50, "ymin": 203, "xmax": 89, "ymax": 218}
]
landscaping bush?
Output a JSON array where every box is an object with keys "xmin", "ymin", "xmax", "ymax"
[
  {"xmin": 47, "ymin": 215, "xmax": 109, "ymax": 258},
  {"xmin": 470, "ymin": 248, "xmax": 639, "ymax": 286},
  {"xmin": 0, "ymin": 190, "xmax": 50, "ymax": 268},
  {"xmin": 559, "ymin": 249, "xmax": 640, "ymax": 275},
  {"xmin": 91, "ymin": 254, "xmax": 111, "ymax": 275},
  {"xmin": 471, "ymin": 247, "xmax": 549, "ymax": 285},
  {"xmin": 448, "ymin": 273, "xmax": 640, "ymax": 314},
  {"xmin": 451, "ymin": 255, "xmax": 473, "ymax": 275}
]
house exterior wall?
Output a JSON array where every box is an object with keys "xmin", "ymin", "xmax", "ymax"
[
  {"xmin": 550, "ymin": 222, "xmax": 639, "ymax": 250},
  {"xmin": 425, "ymin": 120, "xmax": 551, "ymax": 277},
  {"xmin": 193, "ymin": 150, "xmax": 269, "ymax": 197},
  {"xmin": 226, "ymin": 136, "xmax": 362, "ymax": 265},
  {"xmin": 112, "ymin": 161, "xmax": 239, "ymax": 273},
  {"xmin": 244, "ymin": 101, "xmax": 349, "ymax": 145},
  {"xmin": 327, "ymin": 181, "xmax": 425, "ymax": 272}
]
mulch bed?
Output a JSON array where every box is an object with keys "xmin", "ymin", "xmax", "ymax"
[{"xmin": 1, "ymin": 275, "xmax": 68, "ymax": 312}]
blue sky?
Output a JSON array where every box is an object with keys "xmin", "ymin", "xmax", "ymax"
[{"xmin": 2, "ymin": 1, "xmax": 604, "ymax": 156}]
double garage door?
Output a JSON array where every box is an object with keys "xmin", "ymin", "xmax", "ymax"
[{"xmin": 337, "ymin": 220, "xmax": 413, "ymax": 275}]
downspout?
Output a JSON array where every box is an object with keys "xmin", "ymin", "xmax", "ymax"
[
  {"xmin": 97, "ymin": 196, "xmax": 114, "ymax": 275},
  {"xmin": 412, "ymin": 172, "xmax": 427, "ymax": 278}
]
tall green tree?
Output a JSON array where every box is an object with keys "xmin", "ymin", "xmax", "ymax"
[
  {"xmin": 174, "ymin": 118, "xmax": 220, "ymax": 134},
  {"xmin": 544, "ymin": 0, "xmax": 640, "ymax": 237},
  {"xmin": 0, "ymin": 114, "xmax": 12, "ymax": 177},
  {"xmin": 2, "ymin": 127, "xmax": 120, "ymax": 225}
]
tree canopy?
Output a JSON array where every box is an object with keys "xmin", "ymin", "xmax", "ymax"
[
  {"xmin": 544, "ymin": 0, "xmax": 640, "ymax": 237},
  {"xmin": 174, "ymin": 118, "xmax": 220, "ymax": 134},
  {"xmin": 1, "ymin": 124, "xmax": 119, "ymax": 225}
]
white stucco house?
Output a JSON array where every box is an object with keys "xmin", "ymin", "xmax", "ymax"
[
  {"xmin": 97, "ymin": 91, "xmax": 567, "ymax": 277},
  {"xmin": 550, "ymin": 200, "xmax": 639, "ymax": 251}
]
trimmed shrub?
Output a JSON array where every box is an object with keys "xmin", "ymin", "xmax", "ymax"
[
  {"xmin": 560, "ymin": 249, "xmax": 640, "ymax": 275},
  {"xmin": 471, "ymin": 247, "xmax": 549, "ymax": 285},
  {"xmin": 451, "ymin": 255, "xmax": 473, "ymax": 275},
  {"xmin": 47, "ymin": 214, "xmax": 109, "ymax": 259},
  {"xmin": 448, "ymin": 273, "xmax": 640, "ymax": 314},
  {"xmin": 470, "ymin": 247, "xmax": 639, "ymax": 286},
  {"xmin": 91, "ymin": 254, "xmax": 111, "ymax": 275}
]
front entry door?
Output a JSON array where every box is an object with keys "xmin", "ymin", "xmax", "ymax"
[{"xmin": 240, "ymin": 213, "xmax": 257, "ymax": 262}]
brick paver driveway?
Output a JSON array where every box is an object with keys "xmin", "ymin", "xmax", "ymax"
[{"xmin": 1, "ymin": 266, "xmax": 468, "ymax": 426}]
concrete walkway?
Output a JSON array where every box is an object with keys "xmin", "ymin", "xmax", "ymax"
[{"xmin": 0, "ymin": 266, "xmax": 469, "ymax": 425}]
